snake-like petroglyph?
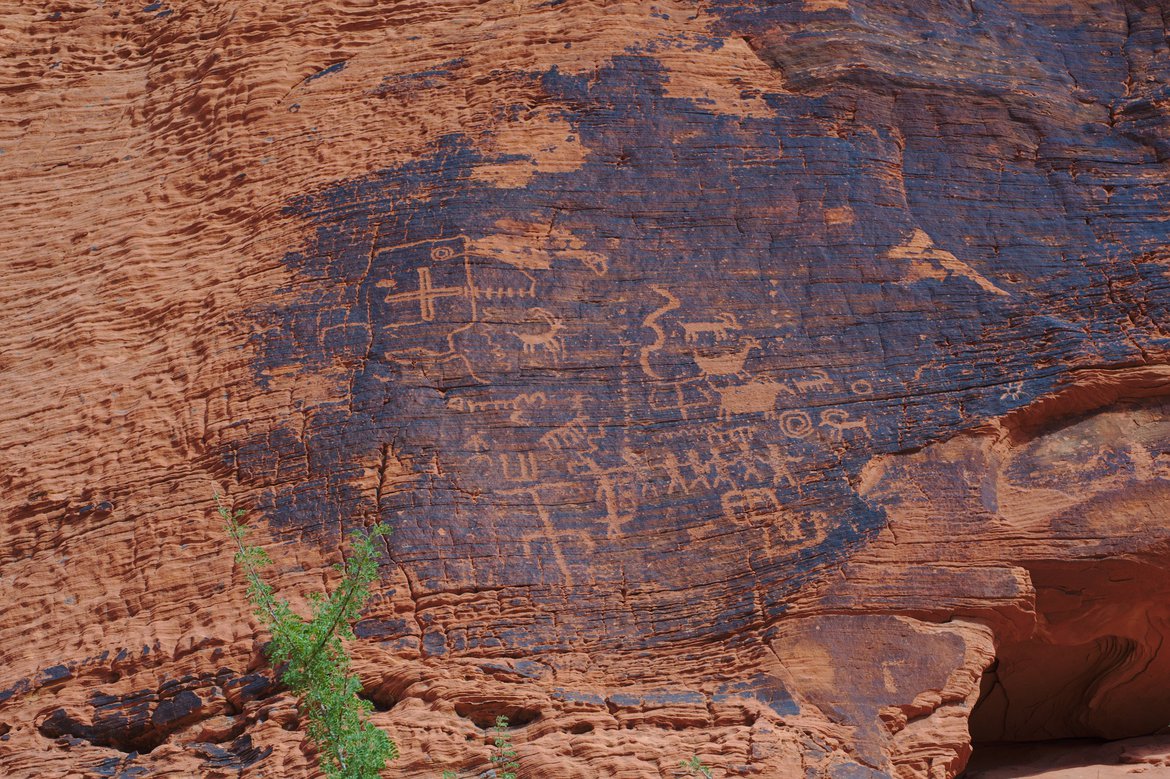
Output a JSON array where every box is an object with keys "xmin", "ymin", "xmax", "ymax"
[{"xmin": 639, "ymin": 285, "xmax": 681, "ymax": 379}]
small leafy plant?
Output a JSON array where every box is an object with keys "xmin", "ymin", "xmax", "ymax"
[
  {"xmin": 490, "ymin": 715, "xmax": 520, "ymax": 779},
  {"xmin": 679, "ymin": 755, "xmax": 713, "ymax": 778},
  {"xmin": 218, "ymin": 496, "xmax": 397, "ymax": 778}
]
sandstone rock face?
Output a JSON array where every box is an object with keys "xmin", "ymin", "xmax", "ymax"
[{"xmin": 1, "ymin": 1, "xmax": 1169, "ymax": 777}]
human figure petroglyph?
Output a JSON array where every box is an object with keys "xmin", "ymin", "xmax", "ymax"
[
  {"xmin": 819, "ymin": 408, "xmax": 869, "ymax": 441},
  {"xmin": 712, "ymin": 452, "xmax": 738, "ymax": 490},
  {"xmin": 662, "ymin": 452, "xmax": 688, "ymax": 494},
  {"xmin": 682, "ymin": 312, "xmax": 741, "ymax": 343},
  {"xmin": 693, "ymin": 337, "xmax": 760, "ymax": 378},
  {"xmin": 764, "ymin": 444, "xmax": 803, "ymax": 492},
  {"xmin": 793, "ymin": 368, "xmax": 833, "ymax": 394},
  {"xmin": 684, "ymin": 450, "xmax": 713, "ymax": 491},
  {"xmin": 716, "ymin": 376, "xmax": 787, "ymax": 420},
  {"xmin": 735, "ymin": 439, "xmax": 768, "ymax": 482},
  {"xmin": 515, "ymin": 307, "xmax": 564, "ymax": 359}
]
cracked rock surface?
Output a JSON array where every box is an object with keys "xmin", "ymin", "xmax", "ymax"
[{"xmin": 1, "ymin": 1, "xmax": 1169, "ymax": 777}]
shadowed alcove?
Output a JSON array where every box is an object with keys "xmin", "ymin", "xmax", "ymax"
[{"xmin": 963, "ymin": 556, "xmax": 1170, "ymax": 776}]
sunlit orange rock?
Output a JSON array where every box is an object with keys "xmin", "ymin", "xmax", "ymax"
[{"xmin": 1, "ymin": 1, "xmax": 1168, "ymax": 777}]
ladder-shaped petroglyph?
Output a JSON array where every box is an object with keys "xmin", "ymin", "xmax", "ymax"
[{"xmin": 446, "ymin": 391, "xmax": 550, "ymax": 424}]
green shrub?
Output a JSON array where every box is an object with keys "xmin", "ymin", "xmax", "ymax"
[
  {"xmin": 490, "ymin": 715, "xmax": 520, "ymax": 779},
  {"xmin": 218, "ymin": 496, "xmax": 398, "ymax": 778}
]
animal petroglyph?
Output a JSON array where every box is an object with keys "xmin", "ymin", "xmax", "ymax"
[
  {"xmin": 793, "ymin": 368, "xmax": 833, "ymax": 394},
  {"xmin": 819, "ymin": 408, "xmax": 869, "ymax": 441},
  {"xmin": 716, "ymin": 377, "xmax": 787, "ymax": 420},
  {"xmin": 640, "ymin": 286, "xmax": 681, "ymax": 379},
  {"xmin": 888, "ymin": 228, "xmax": 1010, "ymax": 297},
  {"xmin": 515, "ymin": 307, "xmax": 564, "ymax": 359},
  {"xmin": 682, "ymin": 312, "xmax": 740, "ymax": 343},
  {"xmin": 540, "ymin": 413, "xmax": 602, "ymax": 454},
  {"xmin": 779, "ymin": 409, "xmax": 815, "ymax": 439},
  {"xmin": 693, "ymin": 337, "xmax": 759, "ymax": 378}
]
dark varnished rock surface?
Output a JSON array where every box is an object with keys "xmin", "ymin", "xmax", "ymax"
[{"xmin": 1, "ymin": 1, "xmax": 1169, "ymax": 776}]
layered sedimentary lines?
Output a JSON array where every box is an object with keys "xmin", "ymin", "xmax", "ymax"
[{"xmin": 1, "ymin": 1, "xmax": 1169, "ymax": 777}]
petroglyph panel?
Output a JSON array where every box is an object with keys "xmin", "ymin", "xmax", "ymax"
[{"xmin": 242, "ymin": 40, "xmax": 1170, "ymax": 655}]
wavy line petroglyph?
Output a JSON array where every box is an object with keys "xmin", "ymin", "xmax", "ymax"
[{"xmin": 639, "ymin": 286, "xmax": 681, "ymax": 379}]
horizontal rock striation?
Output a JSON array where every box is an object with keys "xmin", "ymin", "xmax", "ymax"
[{"xmin": 1, "ymin": 1, "xmax": 1168, "ymax": 777}]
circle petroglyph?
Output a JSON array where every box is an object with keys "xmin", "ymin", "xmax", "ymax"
[
  {"xmin": 779, "ymin": 409, "xmax": 814, "ymax": 439},
  {"xmin": 431, "ymin": 245, "xmax": 456, "ymax": 261},
  {"xmin": 850, "ymin": 379, "xmax": 874, "ymax": 396}
]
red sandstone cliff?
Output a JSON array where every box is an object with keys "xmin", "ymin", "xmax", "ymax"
[{"xmin": 1, "ymin": 1, "xmax": 1169, "ymax": 777}]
